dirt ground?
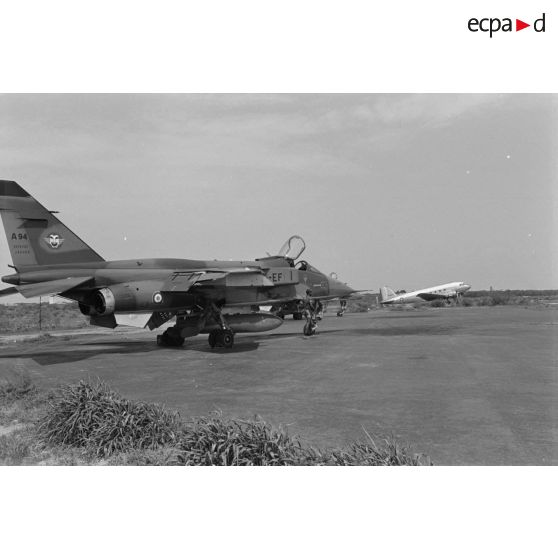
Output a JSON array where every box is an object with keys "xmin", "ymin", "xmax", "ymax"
[{"xmin": 1, "ymin": 306, "xmax": 556, "ymax": 465}]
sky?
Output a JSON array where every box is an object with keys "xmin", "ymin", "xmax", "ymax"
[{"xmin": 0, "ymin": 94, "xmax": 557, "ymax": 301}]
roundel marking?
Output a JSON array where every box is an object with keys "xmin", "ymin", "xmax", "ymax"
[{"xmin": 153, "ymin": 292, "xmax": 163, "ymax": 304}]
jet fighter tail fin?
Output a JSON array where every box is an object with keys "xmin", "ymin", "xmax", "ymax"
[
  {"xmin": 0, "ymin": 180, "xmax": 104, "ymax": 269},
  {"xmin": 379, "ymin": 286, "xmax": 396, "ymax": 302}
]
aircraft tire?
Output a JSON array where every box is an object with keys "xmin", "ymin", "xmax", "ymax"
[
  {"xmin": 336, "ymin": 311, "xmax": 344, "ymax": 317},
  {"xmin": 303, "ymin": 322, "xmax": 317, "ymax": 336},
  {"xmin": 293, "ymin": 312, "xmax": 303, "ymax": 320},
  {"xmin": 158, "ymin": 329, "xmax": 185, "ymax": 347},
  {"xmin": 209, "ymin": 329, "xmax": 235, "ymax": 348},
  {"xmin": 208, "ymin": 331, "xmax": 217, "ymax": 348},
  {"xmin": 220, "ymin": 330, "xmax": 234, "ymax": 349}
]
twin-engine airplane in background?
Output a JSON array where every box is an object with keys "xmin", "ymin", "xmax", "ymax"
[
  {"xmin": 0, "ymin": 180, "xmax": 358, "ymax": 348},
  {"xmin": 379, "ymin": 282, "xmax": 471, "ymax": 306}
]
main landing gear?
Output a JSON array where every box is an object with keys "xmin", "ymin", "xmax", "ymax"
[
  {"xmin": 206, "ymin": 302, "xmax": 236, "ymax": 349},
  {"xmin": 337, "ymin": 299, "xmax": 347, "ymax": 317},
  {"xmin": 156, "ymin": 303, "xmax": 236, "ymax": 349},
  {"xmin": 157, "ymin": 327, "xmax": 185, "ymax": 347},
  {"xmin": 207, "ymin": 328, "xmax": 235, "ymax": 349}
]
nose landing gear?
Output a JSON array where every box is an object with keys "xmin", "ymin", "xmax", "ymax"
[
  {"xmin": 302, "ymin": 294, "xmax": 321, "ymax": 337},
  {"xmin": 303, "ymin": 320, "xmax": 318, "ymax": 336}
]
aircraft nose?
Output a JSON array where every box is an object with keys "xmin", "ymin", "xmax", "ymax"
[
  {"xmin": 328, "ymin": 277, "xmax": 355, "ymax": 297},
  {"xmin": 463, "ymin": 284, "xmax": 471, "ymax": 292}
]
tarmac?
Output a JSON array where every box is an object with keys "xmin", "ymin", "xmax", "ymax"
[{"xmin": 1, "ymin": 305, "xmax": 557, "ymax": 465}]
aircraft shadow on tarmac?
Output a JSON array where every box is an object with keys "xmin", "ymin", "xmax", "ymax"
[
  {"xmin": 0, "ymin": 337, "xmax": 262, "ymax": 365},
  {"xmin": 249, "ymin": 329, "xmax": 347, "ymax": 342},
  {"xmin": 0, "ymin": 340, "xmax": 162, "ymax": 366},
  {"xmin": 188, "ymin": 341, "xmax": 260, "ymax": 354}
]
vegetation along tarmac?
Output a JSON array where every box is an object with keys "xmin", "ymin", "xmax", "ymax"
[{"xmin": 1, "ymin": 305, "xmax": 556, "ymax": 465}]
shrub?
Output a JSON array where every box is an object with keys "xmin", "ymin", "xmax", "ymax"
[
  {"xmin": 170, "ymin": 414, "xmax": 428, "ymax": 466},
  {"xmin": 300, "ymin": 437, "xmax": 430, "ymax": 466},
  {"xmin": 172, "ymin": 413, "xmax": 303, "ymax": 466},
  {"xmin": 38, "ymin": 380, "xmax": 182, "ymax": 456}
]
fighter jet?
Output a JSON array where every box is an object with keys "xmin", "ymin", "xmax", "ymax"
[
  {"xmin": 379, "ymin": 282, "xmax": 471, "ymax": 306},
  {"xmin": 0, "ymin": 180, "xmax": 357, "ymax": 348}
]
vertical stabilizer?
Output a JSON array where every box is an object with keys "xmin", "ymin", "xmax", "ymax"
[
  {"xmin": 0, "ymin": 180, "xmax": 104, "ymax": 269},
  {"xmin": 380, "ymin": 286, "xmax": 397, "ymax": 303}
]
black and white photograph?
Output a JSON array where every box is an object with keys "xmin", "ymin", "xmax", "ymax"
[
  {"xmin": 1, "ymin": 93, "xmax": 556, "ymax": 467},
  {"xmin": 0, "ymin": 2, "xmax": 556, "ymax": 557}
]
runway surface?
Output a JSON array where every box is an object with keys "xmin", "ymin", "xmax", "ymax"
[{"xmin": 1, "ymin": 306, "xmax": 557, "ymax": 465}]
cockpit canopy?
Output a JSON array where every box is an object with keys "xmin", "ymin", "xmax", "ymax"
[
  {"xmin": 277, "ymin": 235, "xmax": 306, "ymax": 261},
  {"xmin": 295, "ymin": 260, "xmax": 321, "ymax": 273}
]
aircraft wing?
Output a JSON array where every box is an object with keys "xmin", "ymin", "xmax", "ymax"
[
  {"xmin": 0, "ymin": 286, "xmax": 18, "ymax": 297},
  {"xmin": 337, "ymin": 289, "xmax": 372, "ymax": 299},
  {"xmin": 162, "ymin": 269, "xmax": 274, "ymax": 292},
  {"xmin": 308, "ymin": 289, "xmax": 372, "ymax": 301},
  {"xmin": 10, "ymin": 277, "xmax": 95, "ymax": 299},
  {"xmin": 162, "ymin": 271, "xmax": 218, "ymax": 292}
]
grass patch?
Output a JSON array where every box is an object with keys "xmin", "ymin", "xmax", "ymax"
[
  {"xmin": 38, "ymin": 381, "xmax": 182, "ymax": 457},
  {"xmin": 173, "ymin": 414, "xmax": 305, "ymax": 465},
  {"xmin": 0, "ymin": 428, "xmax": 33, "ymax": 464},
  {"xmin": 0, "ymin": 372, "xmax": 37, "ymax": 404}
]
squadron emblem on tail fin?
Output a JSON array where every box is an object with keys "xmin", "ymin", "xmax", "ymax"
[{"xmin": 44, "ymin": 233, "xmax": 64, "ymax": 249}]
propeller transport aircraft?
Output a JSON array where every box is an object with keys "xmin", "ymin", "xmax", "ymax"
[
  {"xmin": 0, "ymin": 180, "xmax": 358, "ymax": 349},
  {"xmin": 379, "ymin": 282, "xmax": 471, "ymax": 306}
]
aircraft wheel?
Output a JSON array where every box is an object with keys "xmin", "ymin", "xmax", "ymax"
[
  {"xmin": 336, "ymin": 311, "xmax": 344, "ymax": 317},
  {"xmin": 158, "ymin": 329, "xmax": 184, "ymax": 347},
  {"xmin": 157, "ymin": 332, "xmax": 173, "ymax": 346},
  {"xmin": 220, "ymin": 329, "xmax": 235, "ymax": 349},
  {"xmin": 303, "ymin": 322, "xmax": 317, "ymax": 336},
  {"xmin": 276, "ymin": 311, "xmax": 285, "ymax": 319},
  {"xmin": 210, "ymin": 329, "xmax": 235, "ymax": 348},
  {"xmin": 293, "ymin": 312, "xmax": 303, "ymax": 320},
  {"xmin": 208, "ymin": 331, "xmax": 217, "ymax": 348}
]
